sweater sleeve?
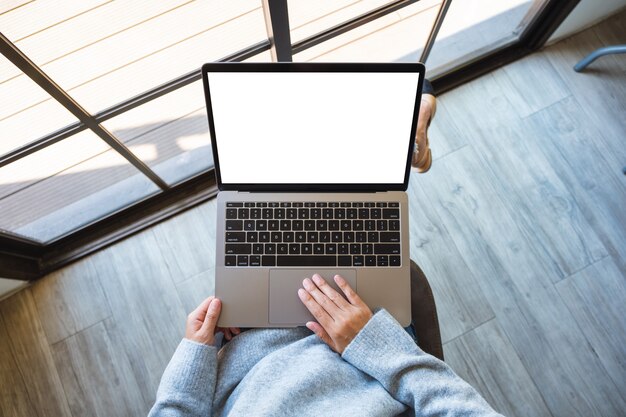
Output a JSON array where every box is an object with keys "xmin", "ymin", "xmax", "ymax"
[
  {"xmin": 148, "ymin": 339, "xmax": 218, "ymax": 417},
  {"xmin": 342, "ymin": 309, "xmax": 502, "ymax": 417}
]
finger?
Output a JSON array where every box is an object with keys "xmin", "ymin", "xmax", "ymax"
[
  {"xmin": 230, "ymin": 327, "xmax": 240, "ymax": 335},
  {"xmin": 334, "ymin": 275, "xmax": 364, "ymax": 307},
  {"xmin": 298, "ymin": 288, "xmax": 333, "ymax": 328},
  {"xmin": 200, "ymin": 298, "xmax": 221, "ymax": 333},
  {"xmin": 223, "ymin": 328, "xmax": 232, "ymax": 341},
  {"xmin": 190, "ymin": 296, "xmax": 214, "ymax": 321},
  {"xmin": 306, "ymin": 321, "xmax": 335, "ymax": 350},
  {"xmin": 311, "ymin": 274, "xmax": 350, "ymax": 310},
  {"xmin": 303, "ymin": 278, "xmax": 340, "ymax": 317}
]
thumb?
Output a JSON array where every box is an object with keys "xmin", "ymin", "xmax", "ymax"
[
  {"xmin": 200, "ymin": 298, "xmax": 221, "ymax": 333},
  {"xmin": 306, "ymin": 321, "xmax": 334, "ymax": 350}
]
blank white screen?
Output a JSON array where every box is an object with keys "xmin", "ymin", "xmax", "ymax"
[{"xmin": 207, "ymin": 72, "xmax": 420, "ymax": 184}]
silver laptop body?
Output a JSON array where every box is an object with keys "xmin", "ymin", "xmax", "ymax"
[{"xmin": 202, "ymin": 62, "xmax": 425, "ymax": 327}]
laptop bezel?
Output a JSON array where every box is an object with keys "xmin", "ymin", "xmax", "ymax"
[{"xmin": 201, "ymin": 62, "xmax": 425, "ymax": 193}]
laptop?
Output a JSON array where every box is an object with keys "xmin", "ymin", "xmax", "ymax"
[{"xmin": 202, "ymin": 62, "xmax": 425, "ymax": 327}]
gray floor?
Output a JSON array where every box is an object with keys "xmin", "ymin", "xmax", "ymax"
[{"xmin": 1, "ymin": 11, "xmax": 626, "ymax": 417}]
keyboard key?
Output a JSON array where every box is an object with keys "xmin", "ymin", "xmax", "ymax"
[
  {"xmin": 289, "ymin": 244, "xmax": 300, "ymax": 254},
  {"xmin": 376, "ymin": 202, "xmax": 387, "ymax": 207},
  {"xmin": 329, "ymin": 202, "xmax": 339, "ymax": 207},
  {"xmin": 365, "ymin": 256, "xmax": 376, "ymax": 266},
  {"xmin": 338, "ymin": 256, "xmax": 351, "ymax": 266},
  {"xmin": 389, "ymin": 220, "xmax": 400, "ymax": 231},
  {"xmin": 268, "ymin": 220, "xmax": 280, "ymax": 231},
  {"xmin": 225, "ymin": 256, "xmax": 236, "ymax": 266},
  {"xmin": 358, "ymin": 208, "xmax": 369, "ymax": 219},
  {"xmin": 329, "ymin": 220, "xmax": 340, "ymax": 231},
  {"xmin": 277, "ymin": 256, "xmax": 336, "ymax": 267},
  {"xmin": 262, "ymin": 256, "xmax": 276, "ymax": 266},
  {"xmin": 362, "ymin": 244, "xmax": 373, "ymax": 254},
  {"xmin": 256, "ymin": 220, "xmax": 267, "ymax": 231},
  {"xmin": 371, "ymin": 208, "xmax": 381, "ymax": 219},
  {"xmin": 275, "ymin": 208, "xmax": 285, "ymax": 219},
  {"xmin": 250, "ymin": 208, "xmax": 261, "ymax": 219},
  {"xmin": 307, "ymin": 232, "xmax": 318, "ymax": 242},
  {"xmin": 302, "ymin": 244, "xmax": 312, "ymax": 255},
  {"xmin": 326, "ymin": 244, "xmax": 337, "ymax": 254},
  {"xmin": 271, "ymin": 232, "xmax": 281, "ymax": 242},
  {"xmin": 292, "ymin": 220, "xmax": 303, "ymax": 231},
  {"xmin": 295, "ymin": 232, "xmax": 306, "ymax": 242},
  {"xmin": 237, "ymin": 255, "xmax": 249, "ymax": 266},
  {"xmin": 280, "ymin": 220, "xmax": 291, "ymax": 230},
  {"xmin": 347, "ymin": 209, "xmax": 357, "ymax": 219},
  {"xmin": 281, "ymin": 202, "xmax": 291, "ymax": 207},
  {"xmin": 383, "ymin": 208, "xmax": 400, "ymax": 219},
  {"xmin": 335, "ymin": 208, "xmax": 346, "ymax": 219},
  {"xmin": 338, "ymin": 244, "xmax": 349, "ymax": 254},
  {"xmin": 332, "ymin": 232, "xmax": 342, "ymax": 242},
  {"xmin": 354, "ymin": 202, "xmax": 363, "ymax": 207},
  {"xmin": 262, "ymin": 208, "xmax": 273, "ymax": 219},
  {"xmin": 377, "ymin": 220, "xmax": 387, "ymax": 231},
  {"xmin": 244, "ymin": 220, "xmax": 255, "ymax": 231},
  {"xmin": 247, "ymin": 232, "xmax": 258, "ymax": 243},
  {"xmin": 341, "ymin": 220, "xmax": 351, "ymax": 231},
  {"xmin": 277, "ymin": 244, "xmax": 288, "ymax": 254},
  {"xmin": 225, "ymin": 232, "xmax": 245, "ymax": 242},
  {"xmin": 225, "ymin": 244, "xmax": 251, "ymax": 254},
  {"xmin": 322, "ymin": 208, "xmax": 333, "ymax": 219},
  {"xmin": 374, "ymin": 244, "xmax": 400, "ymax": 254},
  {"xmin": 377, "ymin": 255, "xmax": 389, "ymax": 266},
  {"xmin": 380, "ymin": 232, "xmax": 401, "ymax": 242},
  {"xmin": 227, "ymin": 202, "xmax": 243, "ymax": 207},
  {"xmin": 340, "ymin": 202, "xmax": 351, "ymax": 207},
  {"xmin": 304, "ymin": 202, "xmax": 315, "ymax": 207},
  {"xmin": 298, "ymin": 208, "xmax": 309, "ymax": 219},
  {"xmin": 253, "ymin": 243, "xmax": 263, "ymax": 254},
  {"xmin": 293, "ymin": 202, "xmax": 304, "ymax": 207},
  {"xmin": 269, "ymin": 202, "xmax": 280, "ymax": 207},
  {"xmin": 365, "ymin": 202, "xmax": 375, "ymax": 207},
  {"xmin": 283, "ymin": 232, "xmax": 294, "ymax": 242},
  {"xmin": 356, "ymin": 232, "xmax": 367, "ymax": 243},
  {"xmin": 389, "ymin": 202, "xmax": 399, "ymax": 207},
  {"xmin": 353, "ymin": 220, "xmax": 364, "ymax": 231},
  {"xmin": 250, "ymin": 256, "xmax": 261, "ymax": 267},
  {"xmin": 259, "ymin": 232, "xmax": 270, "ymax": 242},
  {"xmin": 305, "ymin": 220, "xmax": 315, "ymax": 230},
  {"xmin": 316, "ymin": 220, "xmax": 327, "ymax": 231},
  {"xmin": 238, "ymin": 208, "xmax": 249, "ymax": 219},
  {"xmin": 353, "ymin": 256, "xmax": 364, "ymax": 267},
  {"xmin": 317, "ymin": 202, "xmax": 327, "ymax": 207},
  {"xmin": 390, "ymin": 256, "xmax": 401, "ymax": 266},
  {"xmin": 319, "ymin": 232, "xmax": 330, "ymax": 243},
  {"xmin": 344, "ymin": 232, "xmax": 355, "ymax": 242},
  {"xmin": 257, "ymin": 202, "xmax": 267, "ymax": 207},
  {"xmin": 310, "ymin": 208, "xmax": 321, "ymax": 219},
  {"xmin": 368, "ymin": 232, "xmax": 379, "ymax": 243},
  {"xmin": 350, "ymin": 244, "xmax": 361, "ymax": 254},
  {"xmin": 265, "ymin": 243, "xmax": 276, "ymax": 254},
  {"xmin": 226, "ymin": 220, "xmax": 243, "ymax": 231},
  {"xmin": 314, "ymin": 244, "xmax": 325, "ymax": 254},
  {"xmin": 226, "ymin": 208, "xmax": 237, "ymax": 219},
  {"xmin": 287, "ymin": 208, "xmax": 297, "ymax": 219},
  {"xmin": 365, "ymin": 220, "xmax": 376, "ymax": 231}
]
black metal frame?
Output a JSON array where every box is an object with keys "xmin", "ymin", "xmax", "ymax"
[{"xmin": 0, "ymin": 0, "xmax": 581, "ymax": 280}]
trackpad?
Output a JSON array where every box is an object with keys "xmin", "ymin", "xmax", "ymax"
[{"xmin": 269, "ymin": 269, "xmax": 357, "ymax": 325}]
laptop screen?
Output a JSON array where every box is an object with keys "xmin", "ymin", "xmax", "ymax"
[{"xmin": 204, "ymin": 65, "xmax": 422, "ymax": 190}]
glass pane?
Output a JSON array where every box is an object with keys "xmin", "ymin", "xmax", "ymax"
[
  {"xmin": 288, "ymin": 0, "xmax": 391, "ymax": 43},
  {"xmin": 0, "ymin": 54, "xmax": 77, "ymax": 157},
  {"xmin": 426, "ymin": 0, "xmax": 540, "ymax": 77},
  {"xmin": 0, "ymin": 0, "xmax": 267, "ymax": 113},
  {"xmin": 294, "ymin": 1, "xmax": 441, "ymax": 62},
  {"xmin": 101, "ymin": 51, "xmax": 271, "ymax": 185},
  {"xmin": 0, "ymin": 130, "xmax": 159, "ymax": 242}
]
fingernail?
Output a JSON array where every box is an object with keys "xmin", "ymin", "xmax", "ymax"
[
  {"xmin": 303, "ymin": 278, "xmax": 313, "ymax": 290},
  {"xmin": 334, "ymin": 275, "xmax": 344, "ymax": 283},
  {"xmin": 298, "ymin": 288, "xmax": 307, "ymax": 298},
  {"xmin": 312, "ymin": 274, "xmax": 323, "ymax": 284},
  {"xmin": 232, "ymin": 328, "xmax": 240, "ymax": 334}
]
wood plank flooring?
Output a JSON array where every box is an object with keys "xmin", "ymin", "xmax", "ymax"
[{"xmin": 1, "ymin": 11, "xmax": 625, "ymax": 416}]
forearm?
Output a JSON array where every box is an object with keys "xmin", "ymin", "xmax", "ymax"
[
  {"xmin": 342, "ymin": 310, "xmax": 502, "ymax": 417},
  {"xmin": 149, "ymin": 339, "xmax": 218, "ymax": 417}
]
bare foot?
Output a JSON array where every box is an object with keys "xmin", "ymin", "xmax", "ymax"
[{"xmin": 412, "ymin": 94, "xmax": 436, "ymax": 173}]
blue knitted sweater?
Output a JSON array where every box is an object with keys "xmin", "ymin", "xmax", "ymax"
[{"xmin": 149, "ymin": 309, "xmax": 501, "ymax": 416}]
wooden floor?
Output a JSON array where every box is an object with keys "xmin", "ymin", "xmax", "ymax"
[{"xmin": 2, "ymin": 11, "xmax": 626, "ymax": 417}]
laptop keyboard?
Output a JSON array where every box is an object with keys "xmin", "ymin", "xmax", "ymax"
[{"xmin": 223, "ymin": 202, "xmax": 401, "ymax": 268}]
